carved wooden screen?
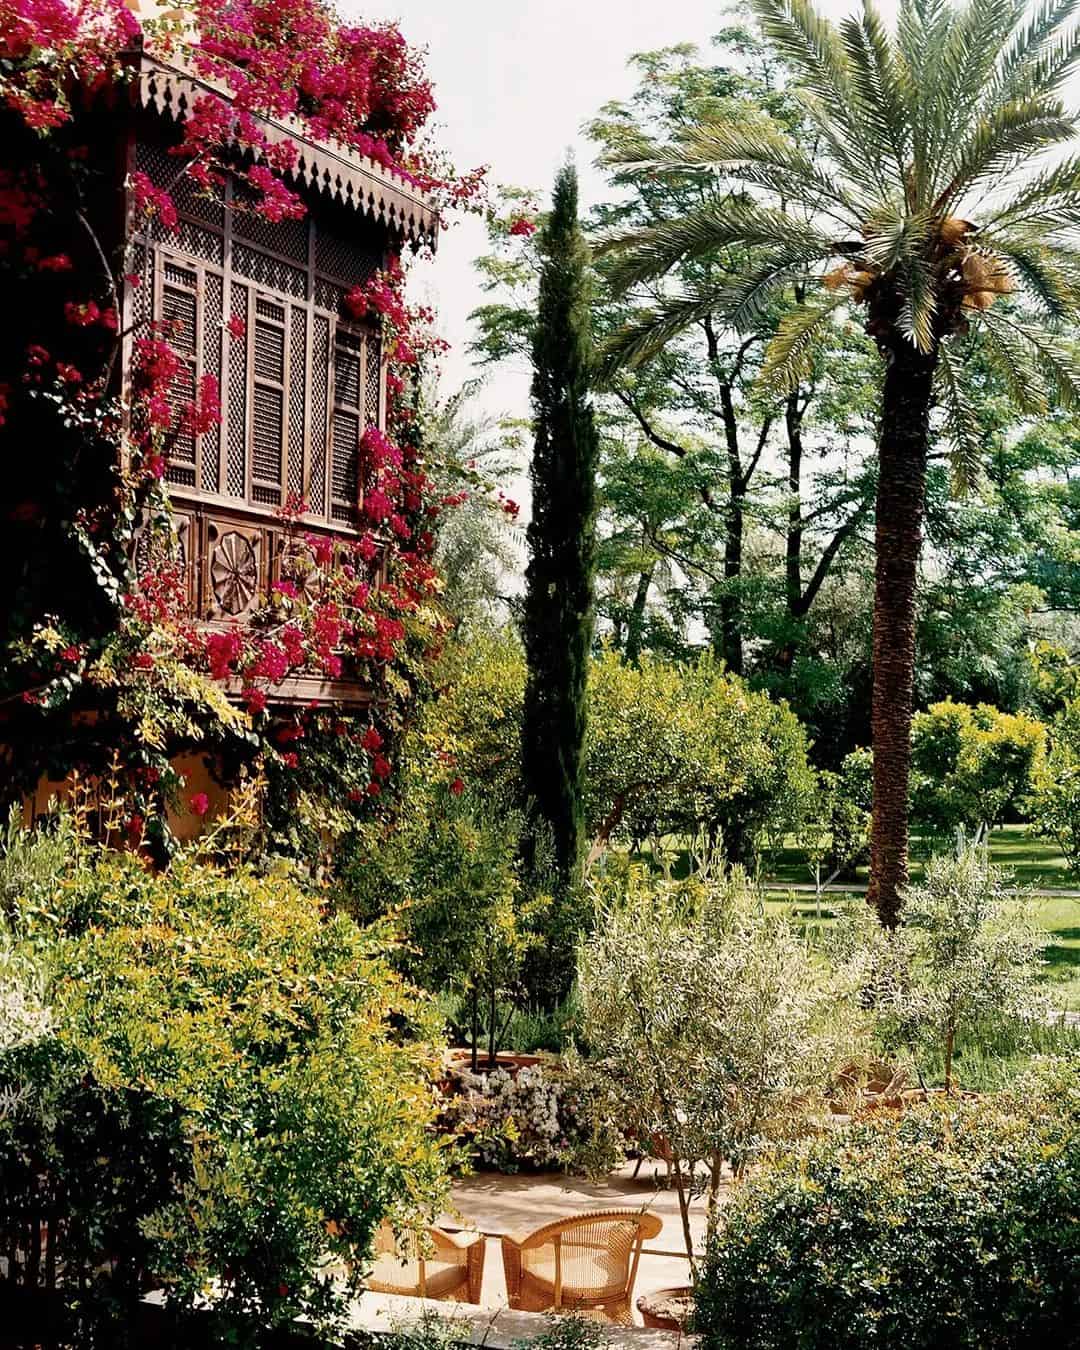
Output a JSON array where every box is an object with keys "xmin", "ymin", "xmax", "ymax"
[{"xmin": 128, "ymin": 136, "xmax": 386, "ymax": 529}]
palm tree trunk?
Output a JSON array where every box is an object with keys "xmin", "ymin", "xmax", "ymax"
[{"xmin": 867, "ymin": 342, "xmax": 937, "ymax": 927}]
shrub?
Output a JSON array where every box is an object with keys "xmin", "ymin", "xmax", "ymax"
[
  {"xmin": 695, "ymin": 1058, "xmax": 1080, "ymax": 1350},
  {"xmin": 0, "ymin": 818, "xmax": 449, "ymax": 1345},
  {"xmin": 834, "ymin": 849, "xmax": 1047, "ymax": 1090},
  {"xmin": 437, "ymin": 1056, "xmax": 624, "ymax": 1175},
  {"xmin": 340, "ymin": 776, "xmax": 557, "ymax": 1057}
]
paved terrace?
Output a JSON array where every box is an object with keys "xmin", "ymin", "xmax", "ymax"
[{"xmin": 438, "ymin": 1158, "xmax": 723, "ymax": 1316}]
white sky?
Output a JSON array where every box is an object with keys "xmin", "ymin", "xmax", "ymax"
[{"xmin": 345, "ymin": 0, "xmax": 894, "ymax": 423}]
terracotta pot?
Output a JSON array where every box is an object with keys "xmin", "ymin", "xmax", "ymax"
[
  {"xmin": 637, "ymin": 1285, "xmax": 694, "ymax": 1331},
  {"xmin": 446, "ymin": 1048, "xmax": 545, "ymax": 1076}
]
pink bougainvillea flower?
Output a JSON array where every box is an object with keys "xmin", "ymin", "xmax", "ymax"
[{"xmin": 189, "ymin": 792, "xmax": 210, "ymax": 817}]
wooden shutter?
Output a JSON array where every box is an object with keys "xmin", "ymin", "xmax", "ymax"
[
  {"xmin": 250, "ymin": 295, "xmax": 286, "ymax": 506},
  {"xmin": 153, "ymin": 252, "xmax": 224, "ymax": 495},
  {"xmin": 159, "ymin": 259, "xmax": 199, "ymax": 488},
  {"xmin": 330, "ymin": 327, "xmax": 363, "ymax": 522}
]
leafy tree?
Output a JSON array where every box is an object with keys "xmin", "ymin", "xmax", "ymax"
[
  {"xmin": 473, "ymin": 35, "xmax": 882, "ymax": 689},
  {"xmin": 342, "ymin": 778, "xmax": 551, "ymax": 1071},
  {"xmin": 1030, "ymin": 695, "xmax": 1080, "ymax": 873},
  {"xmin": 838, "ymin": 849, "xmax": 1046, "ymax": 1092},
  {"xmin": 586, "ymin": 648, "xmax": 815, "ymax": 864},
  {"xmin": 600, "ymin": 0, "xmax": 1080, "ymax": 924},
  {"xmin": 420, "ymin": 632, "xmax": 815, "ymax": 871},
  {"xmin": 423, "ymin": 378, "xmax": 525, "ymax": 631},
  {"xmin": 579, "ymin": 860, "xmax": 863, "ymax": 1263},
  {"xmin": 522, "ymin": 163, "xmax": 599, "ymax": 884},
  {"xmin": 911, "ymin": 699, "xmax": 1046, "ymax": 843}
]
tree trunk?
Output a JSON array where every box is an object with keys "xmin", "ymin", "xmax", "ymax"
[
  {"xmin": 721, "ymin": 495, "xmax": 744, "ymax": 676},
  {"xmin": 784, "ymin": 390, "xmax": 804, "ymax": 614},
  {"xmin": 624, "ymin": 562, "xmax": 653, "ymax": 664},
  {"xmin": 718, "ymin": 383, "xmax": 745, "ymax": 677},
  {"xmin": 867, "ymin": 343, "xmax": 936, "ymax": 927}
]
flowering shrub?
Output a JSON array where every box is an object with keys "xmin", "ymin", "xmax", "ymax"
[{"xmin": 437, "ymin": 1058, "xmax": 624, "ymax": 1175}]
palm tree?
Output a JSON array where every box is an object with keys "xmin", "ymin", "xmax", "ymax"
[{"xmin": 600, "ymin": 0, "xmax": 1080, "ymax": 926}]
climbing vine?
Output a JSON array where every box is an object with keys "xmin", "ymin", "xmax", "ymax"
[{"xmin": 0, "ymin": 0, "xmax": 487, "ymax": 859}]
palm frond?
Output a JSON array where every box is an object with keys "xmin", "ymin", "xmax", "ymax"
[
  {"xmin": 674, "ymin": 121, "xmax": 866, "ymax": 221},
  {"xmin": 840, "ymin": 1, "xmax": 912, "ymax": 179},
  {"xmin": 935, "ymin": 343, "xmax": 985, "ymax": 492},
  {"xmin": 759, "ymin": 290, "xmax": 846, "ymax": 393},
  {"xmin": 936, "ymin": 99, "xmax": 1078, "ymax": 212},
  {"xmin": 991, "ymin": 0, "xmax": 1080, "ymax": 101},
  {"xmin": 598, "ymin": 291, "xmax": 734, "ymax": 376},
  {"xmin": 709, "ymin": 251, "xmax": 822, "ymax": 331},
  {"xmin": 899, "ymin": 251, "xmax": 938, "ymax": 352},
  {"xmin": 598, "ymin": 199, "xmax": 836, "ymax": 294},
  {"xmin": 979, "ymin": 152, "xmax": 1080, "ymax": 231},
  {"xmin": 922, "ymin": 0, "xmax": 1027, "ymax": 194},
  {"xmin": 976, "ymin": 306, "xmax": 1080, "ymax": 408},
  {"xmin": 751, "ymin": 0, "xmax": 889, "ymax": 188},
  {"xmin": 896, "ymin": 0, "xmax": 962, "ymax": 202},
  {"xmin": 977, "ymin": 231, "xmax": 1080, "ymax": 318},
  {"xmin": 861, "ymin": 203, "xmax": 936, "ymax": 271}
]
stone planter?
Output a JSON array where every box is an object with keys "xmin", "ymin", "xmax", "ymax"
[{"xmin": 637, "ymin": 1285, "xmax": 694, "ymax": 1332}]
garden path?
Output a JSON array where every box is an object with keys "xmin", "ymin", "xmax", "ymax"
[{"xmin": 441, "ymin": 1158, "xmax": 723, "ymax": 1315}]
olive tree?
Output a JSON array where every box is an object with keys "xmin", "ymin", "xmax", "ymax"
[
  {"xmin": 577, "ymin": 862, "xmax": 863, "ymax": 1267},
  {"xmin": 836, "ymin": 849, "xmax": 1046, "ymax": 1092}
]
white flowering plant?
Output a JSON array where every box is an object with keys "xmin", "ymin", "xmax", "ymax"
[{"xmin": 438, "ymin": 1057, "xmax": 625, "ymax": 1174}]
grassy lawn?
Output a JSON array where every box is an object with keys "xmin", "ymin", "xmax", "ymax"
[
  {"xmin": 758, "ymin": 824, "xmax": 1080, "ymax": 1009},
  {"xmin": 764, "ymin": 889, "xmax": 1080, "ymax": 1012},
  {"xmin": 764, "ymin": 823, "xmax": 1077, "ymax": 892}
]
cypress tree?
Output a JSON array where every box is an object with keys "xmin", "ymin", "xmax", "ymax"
[{"xmin": 522, "ymin": 161, "xmax": 598, "ymax": 885}]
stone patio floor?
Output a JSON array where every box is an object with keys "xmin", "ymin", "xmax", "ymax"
[{"xmin": 438, "ymin": 1158, "xmax": 724, "ymax": 1319}]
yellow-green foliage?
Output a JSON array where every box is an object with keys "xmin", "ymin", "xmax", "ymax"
[
  {"xmin": 0, "ymin": 821, "xmax": 449, "ymax": 1342},
  {"xmin": 421, "ymin": 633, "xmax": 815, "ymax": 863},
  {"xmin": 1031, "ymin": 697, "xmax": 1080, "ymax": 873},
  {"xmin": 911, "ymin": 700, "xmax": 1046, "ymax": 839}
]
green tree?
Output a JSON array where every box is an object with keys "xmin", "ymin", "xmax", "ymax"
[
  {"xmin": 911, "ymin": 699, "xmax": 1046, "ymax": 843},
  {"xmin": 601, "ymin": 0, "xmax": 1080, "ymax": 924},
  {"xmin": 522, "ymin": 163, "xmax": 599, "ymax": 883},
  {"xmin": 838, "ymin": 849, "xmax": 1046, "ymax": 1092},
  {"xmin": 1031, "ymin": 695, "xmax": 1080, "ymax": 872}
]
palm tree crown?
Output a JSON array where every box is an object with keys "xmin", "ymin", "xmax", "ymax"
[{"xmin": 604, "ymin": 0, "xmax": 1080, "ymax": 467}]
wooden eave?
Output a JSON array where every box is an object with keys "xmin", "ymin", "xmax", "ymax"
[{"xmin": 132, "ymin": 48, "xmax": 440, "ymax": 249}]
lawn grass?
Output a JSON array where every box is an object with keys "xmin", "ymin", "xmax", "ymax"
[
  {"xmin": 763, "ymin": 823, "xmax": 1077, "ymax": 891},
  {"xmin": 763, "ymin": 889, "xmax": 1080, "ymax": 1011}
]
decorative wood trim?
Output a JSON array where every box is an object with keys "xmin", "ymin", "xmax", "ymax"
[{"xmin": 133, "ymin": 51, "xmax": 440, "ymax": 248}]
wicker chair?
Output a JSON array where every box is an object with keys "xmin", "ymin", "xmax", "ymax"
[
  {"xmin": 363, "ymin": 1219, "xmax": 486, "ymax": 1303},
  {"xmin": 500, "ymin": 1209, "xmax": 663, "ymax": 1325}
]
